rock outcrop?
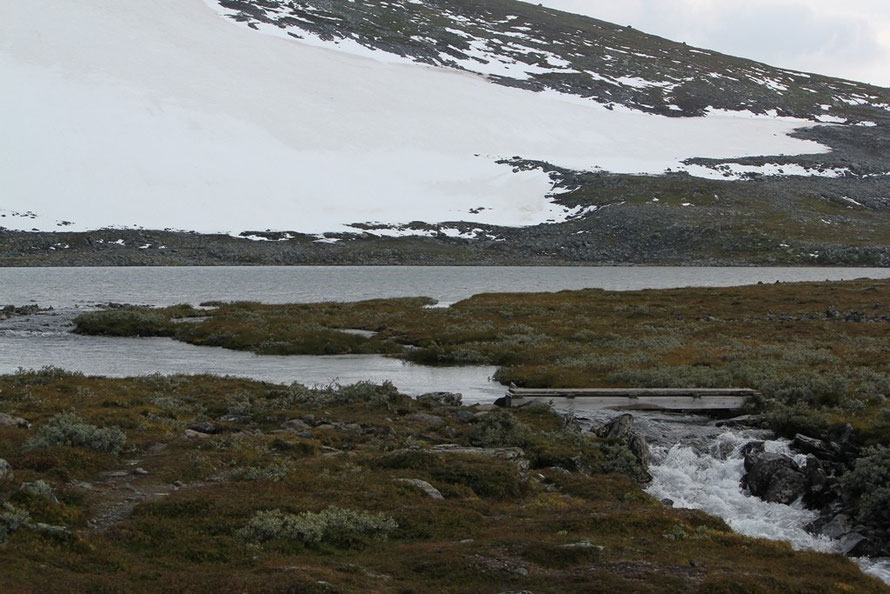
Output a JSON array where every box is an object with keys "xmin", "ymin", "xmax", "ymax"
[{"xmin": 592, "ymin": 414, "xmax": 653, "ymax": 470}]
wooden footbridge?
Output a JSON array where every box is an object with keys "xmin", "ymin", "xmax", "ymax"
[{"xmin": 502, "ymin": 387, "xmax": 756, "ymax": 412}]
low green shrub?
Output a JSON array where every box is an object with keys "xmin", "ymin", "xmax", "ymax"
[
  {"xmin": 236, "ymin": 506, "xmax": 397, "ymax": 548},
  {"xmin": 760, "ymin": 403, "xmax": 832, "ymax": 439},
  {"xmin": 281, "ymin": 380, "xmax": 404, "ymax": 408},
  {"xmin": 9, "ymin": 366, "xmax": 84, "ymax": 386},
  {"xmin": 371, "ymin": 450, "xmax": 525, "ymax": 498},
  {"xmin": 466, "ymin": 410, "xmax": 531, "ymax": 448},
  {"xmin": 0, "ymin": 503, "xmax": 31, "ymax": 543},
  {"xmin": 841, "ymin": 446, "xmax": 890, "ymax": 524},
  {"xmin": 73, "ymin": 309, "xmax": 173, "ymax": 337},
  {"xmin": 26, "ymin": 412, "xmax": 126, "ymax": 455}
]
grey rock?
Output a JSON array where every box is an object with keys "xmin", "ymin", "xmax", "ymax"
[
  {"xmin": 803, "ymin": 456, "xmax": 834, "ymax": 507},
  {"xmin": 820, "ymin": 514, "xmax": 851, "ymax": 540},
  {"xmin": 455, "ymin": 410, "xmax": 476, "ymax": 423},
  {"xmin": 182, "ymin": 429, "xmax": 210, "ymax": 439},
  {"xmin": 792, "ymin": 434, "xmax": 835, "ymax": 459},
  {"xmin": 417, "ymin": 392, "xmax": 462, "ymax": 407},
  {"xmin": 715, "ymin": 414, "xmax": 759, "ymax": 428},
  {"xmin": 283, "ymin": 418, "xmax": 310, "ymax": 431},
  {"xmin": 493, "ymin": 396, "xmax": 510, "ymax": 408},
  {"xmin": 406, "ymin": 413, "xmax": 446, "ymax": 426},
  {"xmin": 593, "ymin": 414, "xmax": 635, "ymax": 440},
  {"xmin": 627, "ymin": 433, "xmax": 652, "ymax": 467},
  {"xmin": 0, "ymin": 412, "xmax": 30, "ymax": 429},
  {"xmin": 593, "ymin": 414, "xmax": 651, "ymax": 469},
  {"xmin": 838, "ymin": 531, "xmax": 869, "ymax": 555},
  {"xmin": 0, "ymin": 459, "xmax": 12, "ymax": 481},
  {"xmin": 341, "ymin": 423, "xmax": 363, "ymax": 434},
  {"xmin": 188, "ymin": 422, "xmax": 219, "ymax": 435},
  {"xmin": 562, "ymin": 540, "xmax": 603, "ymax": 551},
  {"xmin": 741, "ymin": 441, "xmax": 766, "ymax": 471},
  {"xmin": 743, "ymin": 452, "xmax": 807, "ymax": 504},
  {"xmin": 392, "ymin": 478, "xmax": 444, "ymax": 500},
  {"xmin": 431, "ymin": 444, "xmax": 530, "ymax": 471}
]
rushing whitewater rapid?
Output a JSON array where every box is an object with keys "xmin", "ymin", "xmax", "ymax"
[{"xmin": 632, "ymin": 414, "xmax": 890, "ymax": 585}]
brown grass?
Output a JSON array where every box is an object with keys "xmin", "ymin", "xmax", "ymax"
[{"xmin": 0, "ymin": 373, "xmax": 886, "ymax": 591}]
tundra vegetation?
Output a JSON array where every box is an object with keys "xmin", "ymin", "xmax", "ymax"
[
  {"xmin": 0, "ymin": 369, "xmax": 886, "ymax": 591},
  {"xmin": 75, "ymin": 280, "xmax": 890, "ymax": 442}
]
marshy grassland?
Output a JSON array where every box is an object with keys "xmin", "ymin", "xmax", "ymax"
[
  {"xmin": 75, "ymin": 279, "xmax": 890, "ymax": 442},
  {"xmin": 0, "ymin": 370, "xmax": 887, "ymax": 592}
]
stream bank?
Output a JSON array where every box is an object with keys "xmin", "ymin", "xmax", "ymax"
[{"xmin": 571, "ymin": 407, "xmax": 890, "ymax": 585}]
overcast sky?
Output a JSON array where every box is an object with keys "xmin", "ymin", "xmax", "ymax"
[{"xmin": 536, "ymin": 0, "xmax": 890, "ymax": 88}]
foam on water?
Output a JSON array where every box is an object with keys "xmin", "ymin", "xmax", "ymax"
[{"xmin": 645, "ymin": 429, "xmax": 890, "ymax": 585}]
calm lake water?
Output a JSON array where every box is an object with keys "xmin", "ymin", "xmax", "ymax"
[
  {"xmin": 3, "ymin": 265, "xmax": 888, "ymax": 308},
  {"xmin": 1, "ymin": 266, "xmax": 888, "ymax": 401}
]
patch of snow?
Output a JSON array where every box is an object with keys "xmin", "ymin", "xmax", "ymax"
[
  {"xmin": 681, "ymin": 162, "xmax": 850, "ymax": 181},
  {"xmin": 253, "ymin": 233, "xmax": 293, "ymax": 241},
  {"xmin": 815, "ymin": 114, "xmax": 847, "ymax": 124},
  {"xmin": 0, "ymin": 0, "xmax": 832, "ymax": 235}
]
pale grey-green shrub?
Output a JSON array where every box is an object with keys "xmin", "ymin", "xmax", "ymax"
[
  {"xmin": 467, "ymin": 410, "xmax": 531, "ymax": 448},
  {"xmin": 236, "ymin": 506, "xmax": 397, "ymax": 547},
  {"xmin": 0, "ymin": 502, "xmax": 31, "ymax": 543},
  {"xmin": 282, "ymin": 380, "xmax": 401, "ymax": 407},
  {"xmin": 223, "ymin": 461, "xmax": 292, "ymax": 482},
  {"xmin": 26, "ymin": 412, "xmax": 126, "ymax": 454}
]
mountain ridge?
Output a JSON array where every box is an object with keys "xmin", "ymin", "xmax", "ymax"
[
  {"xmin": 1, "ymin": 0, "xmax": 888, "ymax": 265},
  {"xmin": 213, "ymin": 0, "xmax": 889, "ymax": 120}
]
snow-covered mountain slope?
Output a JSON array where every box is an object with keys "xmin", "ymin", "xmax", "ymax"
[
  {"xmin": 0, "ymin": 0, "xmax": 845, "ymax": 235},
  {"xmin": 212, "ymin": 0, "xmax": 889, "ymax": 121}
]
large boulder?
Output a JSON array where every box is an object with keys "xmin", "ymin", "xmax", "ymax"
[
  {"xmin": 407, "ymin": 413, "xmax": 446, "ymax": 427},
  {"xmin": 593, "ymin": 414, "xmax": 635, "ymax": 440},
  {"xmin": 392, "ymin": 478, "xmax": 444, "ymax": 500},
  {"xmin": 742, "ymin": 452, "xmax": 807, "ymax": 504},
  {"xmin": 592, "ymin": 414, "xmax": 652, "ymax": 470},
  {"xmin": 417, "ymin": 392, "xmax": 462, "ymax": 407},
  {"xmin": 0, "ymin": 413, "xmax": 30, "ymax": 429},
  {"xmin": 792, "ymin": 434, "xmax": 837, "ymax": 460}
]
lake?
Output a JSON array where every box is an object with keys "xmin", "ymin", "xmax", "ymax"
[
  {"xmin": 1, "ymin": 266, "xmax": 888, "ymax": 401},
  {"xmin": 3, "ymin": 265, "xmax": 888, "ymax": 308}
]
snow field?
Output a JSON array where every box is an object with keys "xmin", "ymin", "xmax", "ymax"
[{"xmin": 1, "ymin": 0, "xmax": 830, "ymax": 235}]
